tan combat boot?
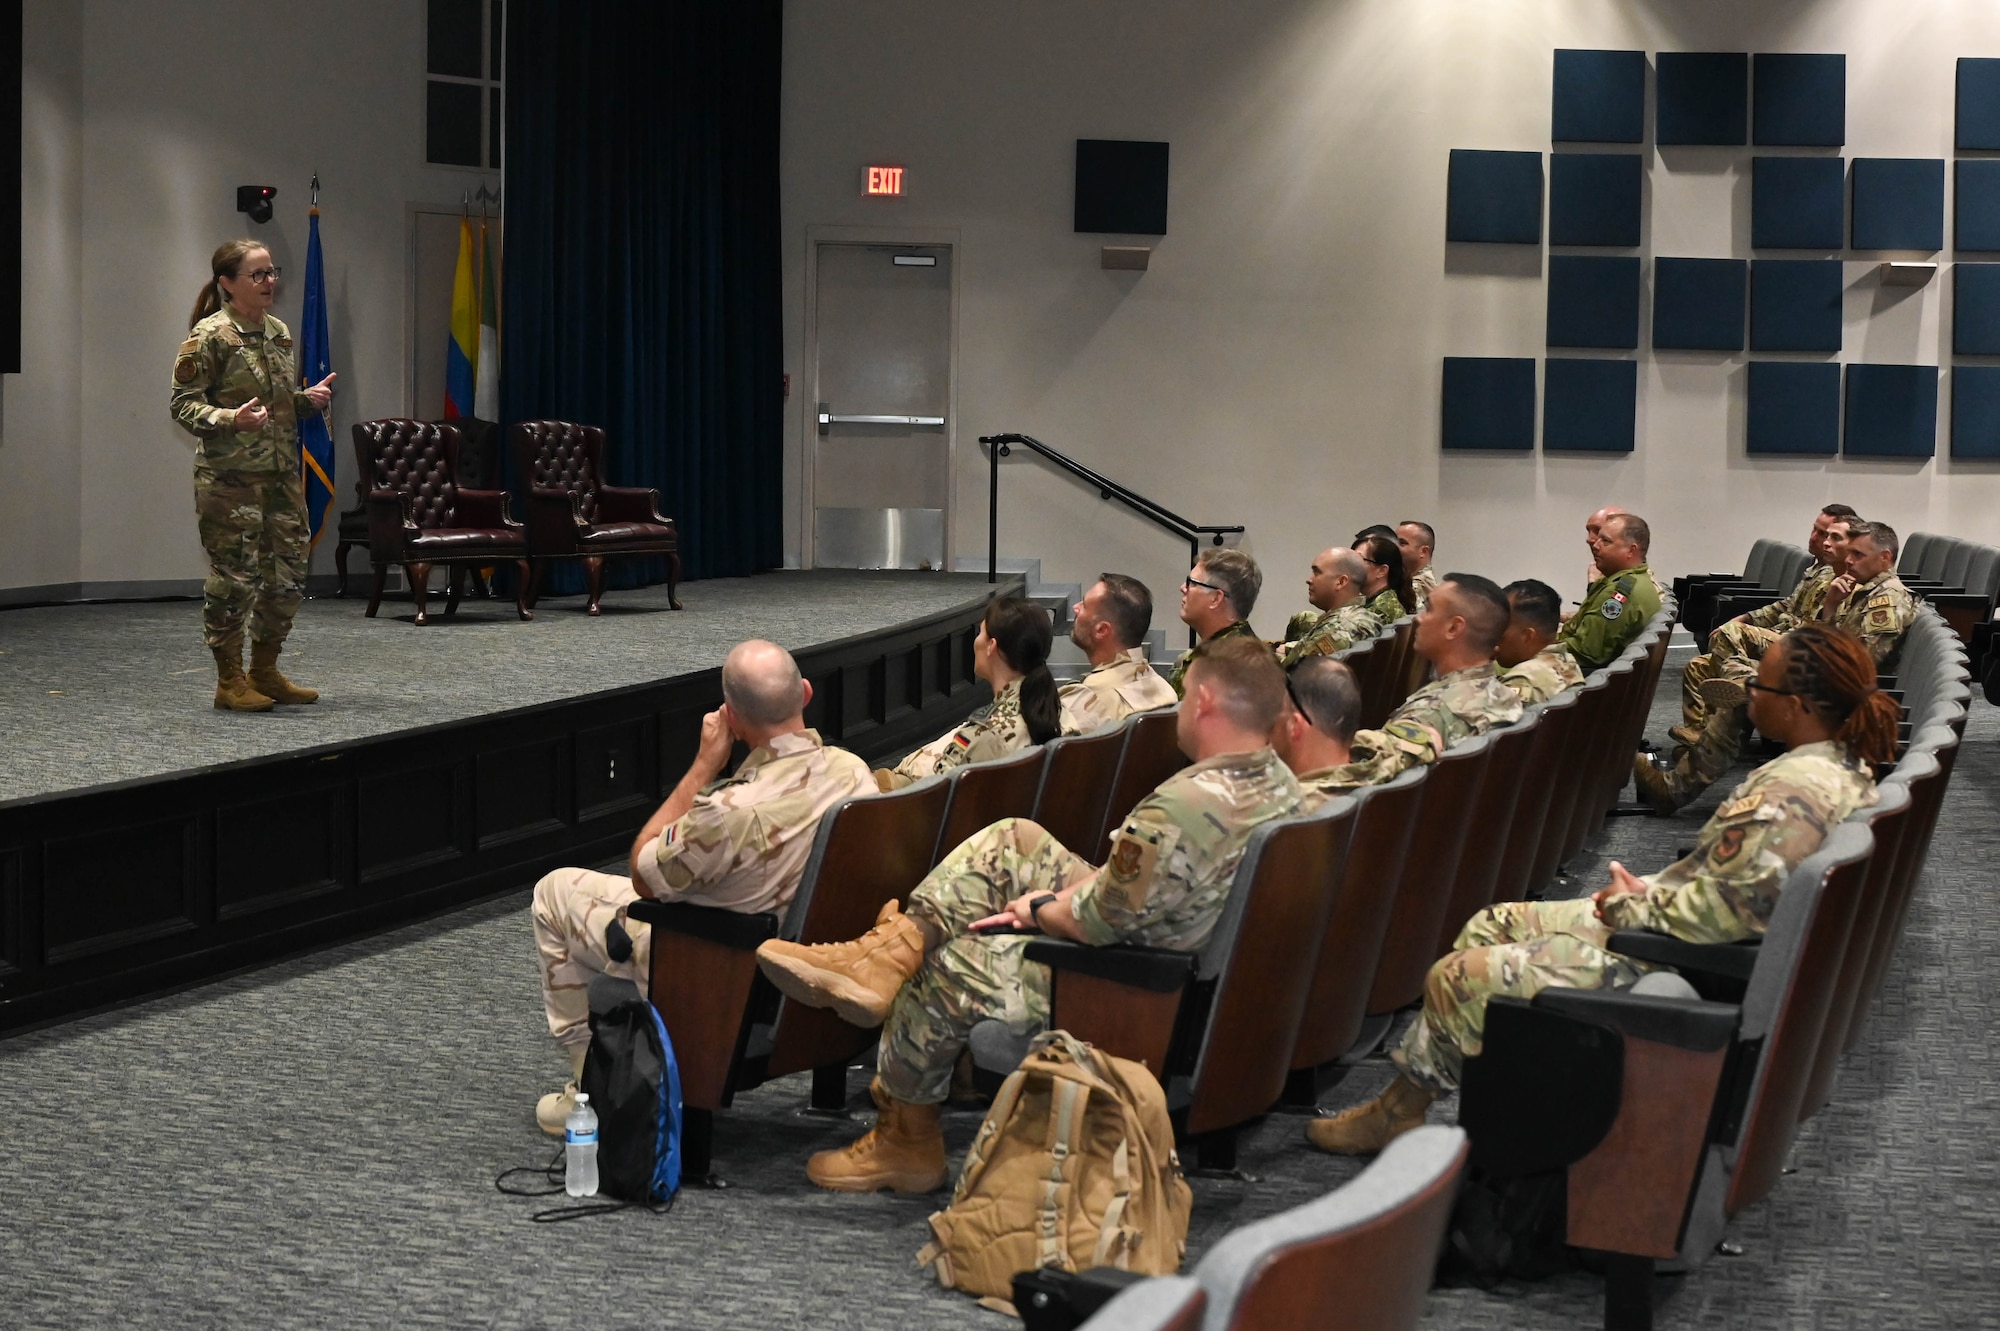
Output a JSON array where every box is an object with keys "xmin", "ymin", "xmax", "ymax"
[
  {"xmin": 1699, "ymin": 676, "xmax": 1749, "ymax": 715},
  {"xmin": 1305, "ymin": 1074, "xmax": 1437, "ymax": 1155},
  {"xmin": 806, "ymin": 1078, "xmax": 948, "ymax": 1193},
  {"xmin": 249, "ymin": 640, "xmax": 319, "ymax": 704},
  {"xmin": 756, "ymin": 899, "xmax": 927, "ymax": 1028},
  {"xmin": 1667, "ymin": 722, "xmax": 1704, "ymax": 749},
  {"xmin": 1632, "ymin": 750, "xmax": 1692, "ymax": 814},
  {"xmin": 536, "ymin": 1044, "xmax": 590, "ymax": 1137},
  {"xmin": 212, "ymin": 639, "xmax": 275, "ymax": 712}
]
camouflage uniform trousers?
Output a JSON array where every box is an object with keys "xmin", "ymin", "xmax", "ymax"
[
  {"xmin": 1392, "ymin": 898, "xmax": 1654, "ymax": 1093},
  {"xmin": 880, "ymin": 817, "xmax": 1091, "ymax": 1105},
  {"xmin": 532, "ymin": 867, "xmax": 652, "ymax": 1051},
  {"xmin": 1680, "ymin": 620, "xmax": 1783, "ymax": 729},
  {"xmin": 195, "ymin": 465, "xmax": 309, "ymax": 650}
]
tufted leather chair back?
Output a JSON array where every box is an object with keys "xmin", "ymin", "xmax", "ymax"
[
  {"xmin": 513, "ymin": 420, "xmax": 606, "ymax": 524},
  {"xmin": 354, "ymin": 418, "xmax": 463, "ymax": 529}
]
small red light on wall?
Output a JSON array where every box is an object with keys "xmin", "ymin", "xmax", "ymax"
[{"xmin": 866, "ymin": 166, "xmax": 905, "ymax": 196}]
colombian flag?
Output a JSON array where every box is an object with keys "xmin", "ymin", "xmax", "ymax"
[
  {"xmin": 443, "ymin": 217, "xmax": 477, "ymax": 419},
  {"xmin": 298, "ymin": 209, "xmax": 336, "ymax": 549}
]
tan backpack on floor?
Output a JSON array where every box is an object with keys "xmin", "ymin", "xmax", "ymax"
[{"xmin": 917, "ymin": 1030, "xmax": 1193, "ymax": 1304}]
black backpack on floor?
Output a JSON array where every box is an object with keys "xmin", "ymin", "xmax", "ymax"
[{"xmin": 578, "ymin": 996, "xmax": 683, "ymax": 1208}]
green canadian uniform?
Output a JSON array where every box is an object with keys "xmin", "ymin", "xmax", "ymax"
[
  {"xmin": 1166, "ymin": 619, "xmax": 1258, "ymax": 697},
  {"xmin": 171, "ymin": 307, "xmax": 323, "ymax": 651},
  {"xmin": 1276, "ymin": 601, "xmax": 1384, "ymax": 669},
  {"xmin": 876, "ymin": 748, "xmax": 1303, "ymax": 1104},
  {"xmin": 1559, "ymin": 563, "xmax": 1661, "ymax": 672}
]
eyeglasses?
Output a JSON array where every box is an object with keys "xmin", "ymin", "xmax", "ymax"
[
  {"xmin": 1744, "ymin": 681, "xmax": 1795, "ymax": 697},
  {"xmin": 1359, "ymin": 557, "xmax": 1385, "ymax": 568},
  {"xmin": 242, "ymin": 267, "xmax": 282, "ymax": 284},
  {"xmin": 1284, "ymin": 672, "xmax": 1317, "ymax": 729},
  {"xmin": 1183, "ymin": 575, "xmax": 1224, "ymax": 594}
]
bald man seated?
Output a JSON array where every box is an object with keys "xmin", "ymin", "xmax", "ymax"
[
  {"xmin": 528, "ymin": 640, "xmax": 873, "ymax": 1134},
  {"xmin": 1277, "ymin": 547, "xmax": 1385, "ymax": 667}
]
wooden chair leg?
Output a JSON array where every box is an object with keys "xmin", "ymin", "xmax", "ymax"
[
  {"xmin": 408, "ymin": 561, "xmax": 433, "ymax": 626},
  {"xmin": 365, "ymin": 564, "xmax": 387, "ymax": 618},
  {"xmin": 445, "ymin": 565, "xmax": 465, "ymax": 618},
  {"xmin": 584, "ymin": 555, "xmax": 606, "ymax": 616},
  {"xmin": 515, "ymin": 560, "xmax": 534, "ymax": 621},
  {"xmin": 334, "ymin": 541, "xmax": 352, "ymax": 597},
  {"xmin": 667, "ymin": 550, "xmax": 684, "ymax": 610},
  {"xmin": 525, "ymin": 560, "xmax": 544, "ymax": 611}
]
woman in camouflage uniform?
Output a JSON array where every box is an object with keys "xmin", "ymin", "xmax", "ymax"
[
  {"xmin": 1353, "ymin": 533, "xmax": 1415, "ymax": 622},
  {"xmin": 876, "ymin": 596, "xmax": 1060, "ymax": 790},
  {"xmin": 171, "ymin": 239, "xmax": 336, "ymax": 711}
]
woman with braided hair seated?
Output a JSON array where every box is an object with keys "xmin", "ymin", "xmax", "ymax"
[{"xmin": 1308, "ymin": 622, "xmax": 1897, "ymax": 1155}]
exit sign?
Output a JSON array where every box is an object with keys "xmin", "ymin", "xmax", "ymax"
[{"xmin": 866, "ymin": 166, "xmax": 905, "ymax": 196}]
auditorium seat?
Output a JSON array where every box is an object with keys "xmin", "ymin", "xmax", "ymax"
[
  {"xmin": 512, "ymin": 419, "xmax": 683, "ymax": 616},
  {"xmin": 1433, "ymin": 708, "xmax": 1540, "ymax": 953},
  {"xmin": 1096, "ymin": 708, "xmax": 1190, "ymax": 860},
  {"xmin": 1361, "ymin": 618, "xmax": 1419, "ymax": 730},
  {"xmin": 1491, "ymin": 688, "xmax": 1581, "ymax": 903},
  {"xmin": 931, "ymin": 744, "xmax": 1050, "ymax": 867},
  {"xmin": 357, "ymin": 417, "xmax": 530, "ymax": 625},
  {"xmin": 1032, "ymin": 720, "xmax": 1131, "ymax": 860}
]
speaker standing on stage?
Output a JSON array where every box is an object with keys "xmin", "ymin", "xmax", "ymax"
[{"xmin": 171, "ymin": 239, "xmax": 337, "ymax": 712}]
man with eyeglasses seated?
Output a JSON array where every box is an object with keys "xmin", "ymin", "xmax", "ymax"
[
  {"xmin": 1270, "ymin": 657, "xmax": 1365, "ymax": 809},
  {"xmin": 1058, "ymin": 573, "xmax": 1177, "ymax": 735},
  {"xmin": 1276, "ymin": 547, "xmax": 1383, "ymax": 668},
  {"xmin": 1560, "ymin": 511, "xmax": 1660, "ymax": 671},
  {"xmin": 1495, "ymin": 579, "xmax": 1585, "ymax": 705},
  {"xmin": 1166, "ymin": 547, "xmax": 1265, "ymax": 697}
]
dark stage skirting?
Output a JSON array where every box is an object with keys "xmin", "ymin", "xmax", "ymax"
[{"xmin": 0, "ymin": 571, "xmax": 1017, "ymax": 1034}]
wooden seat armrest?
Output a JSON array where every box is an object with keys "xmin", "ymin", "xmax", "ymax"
[
  {"xmin": 1023, "ymin": 939, "xmax": 1196, "ymax": 993},
  {"xmin": 627, "ymin": 900, "xmax": 779, "ymax": 950},
  {"xmin": 1606, "ymin": 930, "xmax": 1760, "ymax": 982},
  {"xmin": 1533, "ymin": 988, "xmax": 1740, "ymax": 1053},
  {"xmin": 1025, "ymin": 940, "xmax": 1192, "ymax": 1074}
]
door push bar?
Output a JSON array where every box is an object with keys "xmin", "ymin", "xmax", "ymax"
[{"xmin": 818, "ymin": 402, "xmax": 948, "ymax": 434}]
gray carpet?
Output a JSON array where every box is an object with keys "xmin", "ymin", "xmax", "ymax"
[
  {"xmin": 0, "ymin": 571, "xmax": 1000, "ymax": 803},
  {"xmin": 1, "ymin": 653, "xmax": 1992, "ymax": 1328}
]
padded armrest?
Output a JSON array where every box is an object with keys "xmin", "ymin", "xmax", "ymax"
[
  {"xmin": 598, "ymin": 484, "xmax": 672, "ymax": 525},
  {"xmin": 627, "ymin": 899, "xmax": 780, "ymax": 950},
  {"xmin": 1024, "ymin": 939, "xmax": 1195, "ymax": 993},
  {"xmin": 1533, "ymin": 987, "xmax": 1740, "ymax": 1052},
  {"xmin": 366, "ymin": 490, "xmax": 415, "ymax": 556},
  {"xmin": 1713, "ymin": 591, "xmax": 1783, "ymax": 619},
  {"xmin": 1607, "ymin": 929, "xmax": 1760, "ymax": 982},
  {"xmin": 525, "ymin": 486, "xmax": 586, "ymax": 552},
  {"xmin": 452, "ymin": 487, "xmax": 519, "ymax": 529}
]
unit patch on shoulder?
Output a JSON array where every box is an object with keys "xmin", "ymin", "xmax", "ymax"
[
  {"xmin": 1600, "ymin": 593, "xmax": 1627, "ymax": 621},
  {"xmin": 174, "ymin": 357, "xmax": 200, "ymax": 384}
]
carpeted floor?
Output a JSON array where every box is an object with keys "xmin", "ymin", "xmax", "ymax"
[{"xmin": 0, "ymin": 655, "xmax": 1992, "ymax": 1329}]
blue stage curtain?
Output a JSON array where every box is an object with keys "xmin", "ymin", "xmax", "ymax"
[{"xmin": 501, "ymin": 0, "xmax": 783, "ymax": 589}]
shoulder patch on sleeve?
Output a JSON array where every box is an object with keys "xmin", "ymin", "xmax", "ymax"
[{"xmin": 174, "ymin": 356, "xmax": 200, "ymax": 384}]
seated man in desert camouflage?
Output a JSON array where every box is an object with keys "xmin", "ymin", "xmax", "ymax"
[
  {"xmin": 1277, "ymin": 547, "xmax": 1384, "ymax": 668},
  {"xmin": 529, "ymin": 640, "xmax": 872, "ymax": 1134},
  {"xmin": 1495, "ymin": 579, "xmax": 1586, "ymax": 705},
  {"xmin": 1270, "ymin": 656, "xmax": 1364, "ymax": 809},
  {"xmin": 1058, "ymin": 573, "xmax": 1176, "ymax": 734}
]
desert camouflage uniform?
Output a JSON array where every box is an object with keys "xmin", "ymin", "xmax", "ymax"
[
  {"xmin": 1498, "ymin": 642, "xmax": 1586, "ymax": 706},
  {"xmin": 881, "ymin": 679, "xmax": 1032, "ymax": 790},
  {"xmin": 1368, "ymin": 589, "xmax": 1410, "ymax": 624},
  {"xmin": 171, "ymin": 307, "xmax": 323, "ymax": 649},
  {"xmin": 1395, "ymin": 739, "xmax": 1875, "ymax": 1091},
  {"xmin": 1311, "ymin": 662, "xmax": 1523, "ymax": 789},
  {"xmin": 877, "ymin": 748, "xmax": 1302, "ymax": 1104},
  {"xmin": 533, "ymin": 730, "xmax": 872, "ymax": 1048},
  {"xmin": 1680, "ymin": 564, "xmax": 1835, "ymax": 730},
  {"xmin": 1410, "ymin": 567, "xmax": 1441, "ymax": 610},
  {"xmin": 1560, "ymin": 562, "xmax": 1661, "ymax": 672},
  {"xmin": 1166, "ymin": 620, "xmax": 1258, "ymax": 697},
  {"xmin": 1277, "ymin": 601, "xmax": 1384, "ymax": 668},
  {"xmin": 1059, "ymin": 648, "xmax": 1176, "ymax": 735}
]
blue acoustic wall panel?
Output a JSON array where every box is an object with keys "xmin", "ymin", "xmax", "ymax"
[
  {"xmin": 1549, "ymin": 153, "xmax": 1643, "ymax": 246},
  {"xmin": 1446, "ymin": 149, "xmax": 1543, "ymax": 243},
  {"xmin": 1657, "ymin": 52, "xmax": 1748, "ymax": 145},
  {"xmin": 1750, "ymin": 259, "xmax": 1844, "ymax": 352},
  {"xmin": 1747, "ymin": 361, "xmax": 1841, "ymax": 455},
  {"xmin": 1441, "ymin": 358, "xmax": 1536, "ymax": 450},
  {"xmin": 1653, "ymin": 258, "xmax": 1747, "ymax": 350},
  {"xmin": 1752, "ymin": 156, "xmax": 1845, "ymax": 250},
  {"xmin": 1851, "ymin": 158, "xmax": 1945, "ymax": 251},
  {"xmin": 1956, "ymin": 160, "xmax": 2000, "ymax": 253},
  {"xmin": 1552, "ymin": 50, "xmax": 1646, "ymax": 143},
  {"xmin": 1752, "ymin": 53, "xmax": 1846, "ymax": 146},
  {"xmin": 1957, "ymin": 58, "xmax": 2000, "ymax": 150},
  {"xmin": 1951, "ymin": 366, "xmax": 2000, "ymax": 458},
  {"xmin": 1543, "ymin": 358, "xmax": 1637, "ymax": 452},
  {"xmin": 1953, "ymin": 264, "xmax": 2000, "ymax": 356},
  {"xmin": 1547, "ymin": 255, "xmax": 1641, "ymax": 348},
  {"xmin": 1844, "ymin": 364, "xmax": 1938, "ymax": 458}
]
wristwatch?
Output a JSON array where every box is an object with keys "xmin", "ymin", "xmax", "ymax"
[{"xmin": 1027, "ymin": 893, "xmax": 1059, "ymax": 925}]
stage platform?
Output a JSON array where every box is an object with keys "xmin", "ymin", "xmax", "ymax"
[{"xmin": 0, "ymin": 570, "xmax": 1017, "ymax": 1033}]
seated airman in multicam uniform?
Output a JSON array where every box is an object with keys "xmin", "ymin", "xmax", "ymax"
[
  {"xmin": 1057, "ymin": 573, "xmax": 1176, "ymax": 735},
  {"xmin": 1269, "ymin": 657, "xmax": 1365, "ymax": 810},
  {"xmin": 1637, "ymin": 521, "xmax": 1918, "ymax": 814},
  {"xmin": 1494, "ymin": 579, "xmax": 1586, "ymax": 706},
  {"xmin": 1352, "ymin": 531, "xmax": 1416, "ymax": 625},
  {"xmin": 1398, "ymin": 521, "xmax": 1440, "ymax": 610},
  {"xmin": 1309, "ymin": 624, "xmax": 1891, "ymax": 1155},
  {"xmin": 753, "ymin": 638, "xmax": 1302, "ymax": 1194},
  {"xmin": 1167, "ymin": 548, "xmax": 1265, "ymax": 697},
  {"xmin": 1276, "ymin": 548, "xmax": 1384, "ymax": 668},
  {"xmin": 877, "ymin": 597, "xmax": 1061, "ymax": 790},
  {"xmin": 1306, "ymin": 574, "xmax": 1524, "ymax": 794},
  {"xmin": 529, "ymin": 640, "xmax": 873, "ymax": 1134}
]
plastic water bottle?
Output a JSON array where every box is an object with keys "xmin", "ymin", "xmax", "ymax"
[{"xmin": 564, "ymin": 1093, "xmax": 599, "ymax": 1198}]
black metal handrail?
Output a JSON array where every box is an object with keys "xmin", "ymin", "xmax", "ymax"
[{"xmin": 979, "ymin": 432, "xmax": 1246, "ymax": 585}]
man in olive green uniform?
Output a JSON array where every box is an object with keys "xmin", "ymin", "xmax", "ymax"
[
  {"xmin": 1168, "ymin": 547, "xmax": 1265, "ymax": 696},
  {"xmin": 1398, "ymin": 521, "xmax": 1440, "ymax": 609},
  {"xmin": 1059, "ymin": 573, "xmax": 1177, "ymax": 734},
  {"xmin": 530, "ymin": 640, "xmax": 873, "ymax": 1133},
  {"xmin": 1495, "ymin": 579, "xmax": 1586, "ymax": 705},
  {"xmin": 1560, "ymin": 512, "xmax": 1661, "ymax": 671},
  {"xmin": 1277, "ymin": 547, "xmax": 1384, "ymax": 667},
  {"xmin": 755, "ymin": 637, "xmax": 1302, "ymax": 1193}
]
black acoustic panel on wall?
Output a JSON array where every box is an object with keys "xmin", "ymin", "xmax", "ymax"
[
  {"xmin": 1547, "ymin": 255, "xmax": 1641, "ymax": 349},
  {"xmin": 1752, "ymin": 156, "xmax": 1845, "ymax": 250},
  {"xmin": 1951, "ymin": 365, "xmax": 2000, "ymax": 458},
  {"xmin": 1656, "ymin": 52, "xmax": 1748, "ymax": 146},
  {"xmin": 1543, "ymin": 358, "xmax": 1637, "ymax": 452},
  {"xmin": 1957, "ymin": 57, "xmax": 2000, "ymax": 150},
  {"xmin": 1548, "ymin": 153, "xmax": 1643, "ymax": 246},
  {"xmin": 1652, "ymin": 258, "xmax": 1746, "ymax": 351},
  {"xmin": 0, "ymin": 0, "xmax": 19, "ymax": 373},
  {"xmin": 1747, "ymin": 361, "xmax": 1841, "ymax": 455},
  {"xmin": 1956, "ymin": 159, "xmax": 2000, "ymax": 252},
  {"xmin": 1074, "ymin": 140, "xmax": 1169, "ymax": 235},
  {"xmin": 1441, "ymin": 358, "xmax": 1536, "ymax": 450},
  {"xmin": 1752, "ymin": 53, "xmax": 1845, "ymax": 146},
  {"xmin": 1446, "ymin": 149, "xmax": 1544, "ymax": 244},
  {"xmin": 1844, "ymin": 364, "xmax": 1938, "ymax": 458},
  {"xmin": 1750, "ymin": 259, "xmax": 1844, "ymax": 353},
  {"xmin": 1850, "ymin": 158, "xmax": 1945, "ymax": 251},
  {"xmin": 1552, "ymin": 49, "xmax": 1646, "ymax": 143},
  {"xmin": 1954, "ymin": 264, "xmax": 2000, "ymax": 356}
]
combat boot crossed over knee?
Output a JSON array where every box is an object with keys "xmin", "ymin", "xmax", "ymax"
[
  {"xmin": 756, "ymin": 898, "xmax": 926, "ymax": 1028},
  {"xmin": 806, "ymin": 1077, "xmax": 948, "ymax": 1193},
  {"xmin": 249, "ymin": 640, "xmax": 319, "ymax": 705},
  {"xmin": 211, "ymin": 638, "xmax": 275, "ymax": 712}
]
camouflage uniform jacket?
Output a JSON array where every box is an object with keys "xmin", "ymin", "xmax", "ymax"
[
  {"xmin": 1069, "ymin": 747, "xmax": 1303, "ymax": 952},
  {"xmin": 1498, "ymin": 642, "xmax": 1586, "ymax": 706},
  {"xmin": 1277, "ymin": 601, "xmax": 1384, "ymax": 668},
  {"xmin": 634, "ymin": 729, "xmax": 873, "ymax": 913},
  {"xmin": 1410, "ymin": 566, "xmax": 1441, "ymax": 609},
  {"xmin": 1825, "ymin": 571, "xmax": 1920, "ymax": 670},
  {"xmin": 1294, "ymin": 765, "xmax": 1365, "ymax": 813},
  {"xmin": 1560, "ymin": 561, "xmax": 1661, "ymax": 671},
  {"xmin": 1315, "ymin": 662, "xmax": 1524, "ymax": 787},
  {"xmin": 887, "ymin": 678, "xmax": 1032, "ymax": 786},
  {"xmin": 171, "ymin": 308, "xmax": 322, "ymax": 473},
  {"xmin": 1368, "ymin": 588, "xmax": 1410, "ymax": 624},
  {"xmin": 1745, "ymin": 563, "xmax": 1835, "ymax": 632},
  {"xmin": 1599, "ymin": 740, "xmax": 1876, "ymax": 943},
  {"xmin": 1059, "ymin": 649, "xmax": 1176, "ymax": 735},
  {"xmin": 1167, "ymin": 620, "xmax": 1258, "ymax": 697}
]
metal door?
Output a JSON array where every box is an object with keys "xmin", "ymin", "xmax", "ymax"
[{"xmin": 810, "ymin": 243, "xmax": 953, "ymax": 568}]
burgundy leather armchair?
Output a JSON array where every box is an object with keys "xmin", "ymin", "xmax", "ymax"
[
  {"xmin": 512, "ymin": 420, "xmax": 683, "ymax": 616},
  {"xmin": 357, "ymin": 418, "xmax": 530, "ymax": 626},
  {"xmin": 335, "ymin": 417, "xmax": 500, "ymax": 597}
]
